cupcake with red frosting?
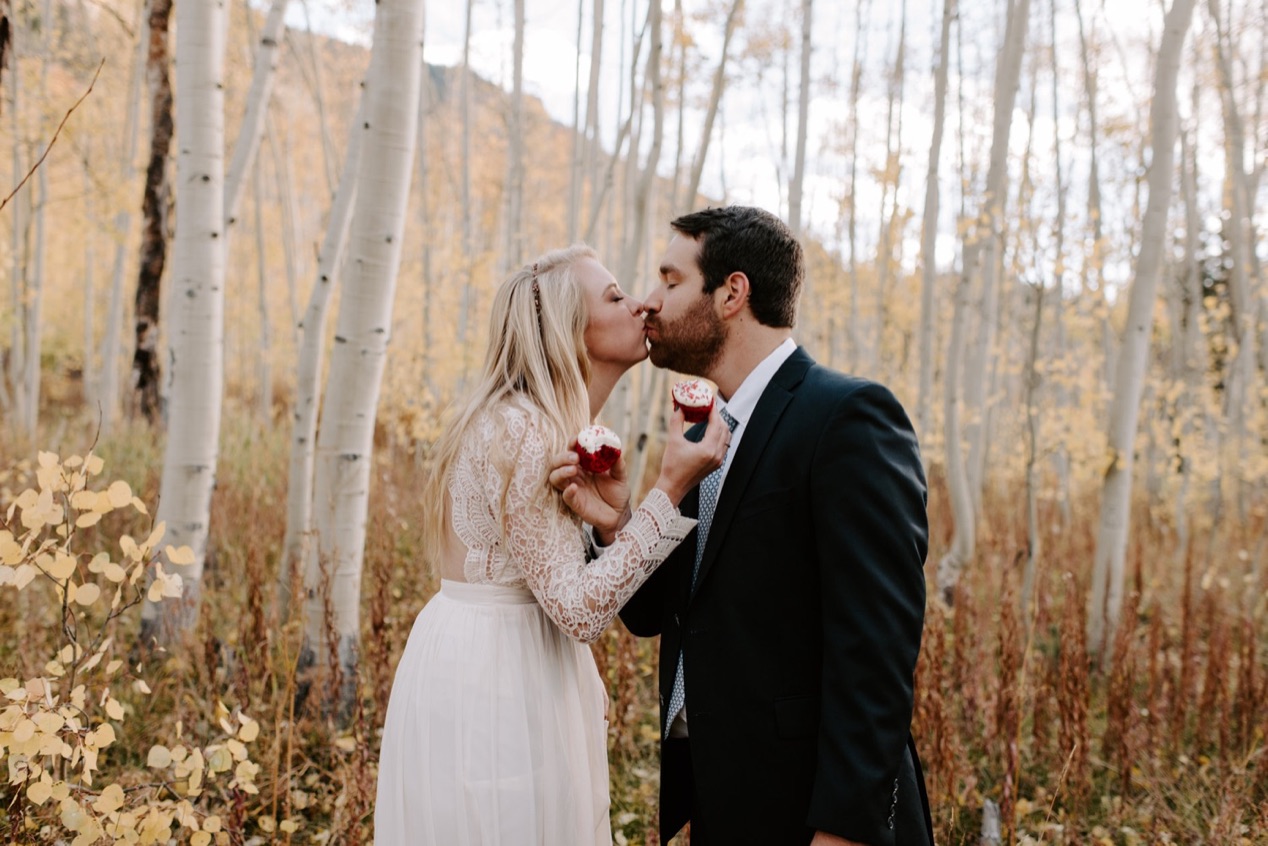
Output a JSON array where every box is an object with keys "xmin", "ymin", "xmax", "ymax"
[
  {"xmin": 576, "ymin": 425, "xmax": 622, "ymax": 474},
  {"xmin": 672, "ymin": 379, "xmax": 715, "ymax": 424}
]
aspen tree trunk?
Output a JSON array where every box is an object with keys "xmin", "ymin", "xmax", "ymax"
[
  {"xmin": 1048, "ymin": 0, "xmax": 1072, "ymax": 528},
  {"xmin": 99, "ymin": 3, "xmax": 147, "ymax": 436},
  {"xmin": 582, "ymin": 0, "xmax": 605, "ymax": 230},
  {"xmin": 7, "ymin": 14, "xmax": 23, "ymax": 424},
  {"xmin": 567, "ymin": 0, "xmax": 584, "ymax": 241},
  {"xmin": 917, "ymin": 0, "xmax": 955, "ymax": 442},
  {"xmin": 584, "ymin": 19, "xmax": 647, "ymax": 244},
  {"xmin": 937, "ymin": 245, "xmax": 981, "ymax": 604},
  {"xmin": 941, "ymin": 0, "xmax": 1030, "ymax": 596},
  {"xmin": 83, "ymin": 159, "xmax": 96, "ymax": 409},
  {"xmin": 267, "ymin": 118, "xmax": 303, "ymax": 340},
  {"xmin": 298, "ymin": 0, "xmax": 425, "ymax": 717},
  {"xmin": 1207, "ymin": 0, "xmax": 1257, "ymax": 514},
  {"xmin": 620, "ymin": 0, "xmax": 662, "ymax": 288},
  {"xmin": 667, "ymin": 0, "xmax": 686, "ymax": 211},
  {"xmin": 22, "ymin": 0, "xmax": 52, "ymax": 439},
  {"xmin": 845, "ymin": 0, "xmax": 869, "ymax": 373},
  {"xmin": 223, "ymin": 0, "xmax": 289, "ymax": 234},
  {"xmin": 503, "ymin": 0, "xmax": 526, "ymax": 266},
  {"xmin": 417, "ymin": 64, "xmax": 435, "ymax": 400},
  {"xmin": 788, "ymin": 0, "xmax": 812, "ymax": 236},
  {"xmin": 1087, "ymin": 0, "xmax": 1197, "ymax": 661},
  {"xmin": 132, "ymin": 0, "xmax": 173, "ymax": 426},
  {"xmin": 1022, "ymin": 279, "xmax": 1044, "ymax": 613},
  {"xmin": 456, "ymin": 0, "xmax": 475, "ymax": 390},
  {"xmin": 962, "ymin": 0, "xmax": 1031, "ymax": 511},
  {"xmin": 872, "ymin": 0, "xmax": 907, "ymax": 376},
  {"xmin": 279, "ymin": 88, "xmax": 368, "ymax": 619},
  {"xmin": 1018, "ymin": 63, "xmax": 1042, "ymax": 614},
  {"xmin": 141, "ymin": 0, "xmax": 230, "ymax": 642},
  {"xmin": 253, "ymin": 158, "xmax": 272, "ymax": 419},
  {"xmin": 1073, "ymin": 0, "xmax": 1114, "ymax": 388},
  {"xmin": 1169, "ymin": 122, "xmax": 1202, "ymax": 569},
  {"xmin": 291, "ymin": 5, "xmax": 336, "ymax": 195},
  {"xmin": 684, "ymin": 0, "xmax": 743, "ymax": 205}
]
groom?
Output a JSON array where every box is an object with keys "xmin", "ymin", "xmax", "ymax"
[{"xmin": 622, "ymin": 206, "xmax": 932, "ymax": 845}]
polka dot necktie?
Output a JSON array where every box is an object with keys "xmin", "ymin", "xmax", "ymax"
[{"xmin": 664, "ymin": 406, "xmax": 738, "ymax": 738}]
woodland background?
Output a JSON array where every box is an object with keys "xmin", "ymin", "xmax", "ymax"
[{"xmin": 0, "ymin": 0, "xmax": 1266, "ymax": 843}]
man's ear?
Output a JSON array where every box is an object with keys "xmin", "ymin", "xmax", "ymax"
[{"xmin": 717, "ymin": 272, "xmax": 750, "ymax": 319}]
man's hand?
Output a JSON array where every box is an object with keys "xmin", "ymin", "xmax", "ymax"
[
  {"xmin": 548, "ymin": 444, "xmax": 632, "ymax": 543},
  {"xmin": 810, "ymin": 833, "xmax": 866, "ymax": 846}
]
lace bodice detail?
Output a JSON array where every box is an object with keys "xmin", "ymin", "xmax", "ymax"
[{"xmin": 447, "ymin": 399, "xmax": 697, "ymax": 643}]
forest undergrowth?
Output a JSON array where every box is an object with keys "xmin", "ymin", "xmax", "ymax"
[{"xmin": 0, "ymin": 405, "xmax": 1265, "ymax": 845}]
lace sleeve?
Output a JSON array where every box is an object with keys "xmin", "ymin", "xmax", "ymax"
[{"xmin": 500, "ymin": 408, "xmax": 697, "ymax": 643}]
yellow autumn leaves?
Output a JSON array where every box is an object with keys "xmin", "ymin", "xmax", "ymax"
[{"xmin": 0, "ymin": 450, "xmax": 267, "ymax": 845}]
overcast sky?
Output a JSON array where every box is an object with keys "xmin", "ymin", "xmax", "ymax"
[{"xmin": 283, "ymin": 0, "xmax": 1249, "ymax": 291}]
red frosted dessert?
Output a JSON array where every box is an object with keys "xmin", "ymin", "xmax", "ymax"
[
  {"xmin": 576, "ymin": 425, "xmax": 622, "ymax": 474},
  {"xmin": 672, "ymin": 379, "xmax": 715, "ymax": 424}
]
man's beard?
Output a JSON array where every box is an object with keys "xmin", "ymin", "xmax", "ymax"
[{"xmin": 645, "ymin": 293, "xmax": 726, "ymax": 376}]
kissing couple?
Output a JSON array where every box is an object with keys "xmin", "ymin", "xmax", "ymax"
[{"xmin": 374, "ymin": 206, "xmax": 933, "ymax": 846}]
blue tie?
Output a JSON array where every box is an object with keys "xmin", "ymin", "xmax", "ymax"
[{"xmin": 664, "ymin": 406, "xmax": 738, "ymax": 738}]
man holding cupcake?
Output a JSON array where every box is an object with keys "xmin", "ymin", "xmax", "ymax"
[{"xmin": 565, "ymin": 205, "xmax": 933, "ymax": 846}]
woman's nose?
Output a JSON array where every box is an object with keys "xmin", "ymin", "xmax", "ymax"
[{"xmin": 625, "ymin": 296, "xmax": 645, "ymax": 316}]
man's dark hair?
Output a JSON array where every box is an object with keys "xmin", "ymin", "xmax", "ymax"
[{"xmin": 670, "ymin": 205, "xmax": 803, "ymax": 328}]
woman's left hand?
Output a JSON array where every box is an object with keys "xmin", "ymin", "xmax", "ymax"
[{"xmin": 548, "ymin": 445, "xmax": 632, "ymax": 543}]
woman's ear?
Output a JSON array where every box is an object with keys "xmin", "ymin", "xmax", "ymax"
[{"xmin": 718, "ymin": 271, "xmax": 750, "ymax": 319}]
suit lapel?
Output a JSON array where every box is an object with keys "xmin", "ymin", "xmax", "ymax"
[{"xmin": 689, "ymin": 347, "xmax": 814, "ymax": 603}]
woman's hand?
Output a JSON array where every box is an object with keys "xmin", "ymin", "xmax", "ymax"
[
  {"xmin": 548, "ymin": 444, "xmax": 633, "ymax": 544},
  {"xmin": 652, "ymin": 406, "xmax": 731, "ymax": 506}
]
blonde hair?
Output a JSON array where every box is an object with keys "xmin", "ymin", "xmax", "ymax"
[{"xmin": 422, "ymin": 245, "xmax": 596, "ymax": 555}]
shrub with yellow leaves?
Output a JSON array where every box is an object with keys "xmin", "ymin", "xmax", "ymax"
[{"xmin": 0, "ymin": 451, "xmax": 262, "ymax": 845}]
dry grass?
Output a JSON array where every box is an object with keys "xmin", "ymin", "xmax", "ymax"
[{"xmin": 1, "ymin": 407, "xmax": 1265, "ymax": 844}]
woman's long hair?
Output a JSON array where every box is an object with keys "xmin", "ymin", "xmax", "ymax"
[{"xmin": 422, "ymin": 245, "xmax": 596, "ymax": 560}]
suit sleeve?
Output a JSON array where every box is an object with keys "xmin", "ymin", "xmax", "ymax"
[
  {"xmin": 618, "ymin": 541, "xmax": 687, "ymax": 636},
  {"xmin": 619, "ymin": 421, "xmax": 705, "ymax": 638},
  {"xmin": 805, "ymin": 382, "xmax": 929, "ymax": 841}
]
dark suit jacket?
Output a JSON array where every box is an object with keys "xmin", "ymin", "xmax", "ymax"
[{"xmin": 621, "ymin": 347, "xmax": 932, "ymax": 846}]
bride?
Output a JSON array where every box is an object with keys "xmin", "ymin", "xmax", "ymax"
[{"xmin": 374, "ymin": 245, "xmax": 729, "ymax": 844}]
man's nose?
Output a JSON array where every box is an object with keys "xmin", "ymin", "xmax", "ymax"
[{"xmin": 641, "ymin": 290, "xmax": 661, "ymax": 314}]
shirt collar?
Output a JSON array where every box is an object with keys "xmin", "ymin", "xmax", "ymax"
[{"xmin": 718, "ymin": 338, "xmax": 797, "ymax": 428}]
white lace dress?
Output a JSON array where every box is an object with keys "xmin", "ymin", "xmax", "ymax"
[{"xmin": 374, "ymin": 399, "xmax": 695, "ymax": 845}]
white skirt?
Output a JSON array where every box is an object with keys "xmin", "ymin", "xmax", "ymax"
[{"xmin": 374, "ymin": 580, "xmax": 612, "ymax": 845}]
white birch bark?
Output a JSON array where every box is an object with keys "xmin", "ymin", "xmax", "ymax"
[
  {"xmin": 1087, "ymin": 0, "xmax": 1197, "ymax": 660},
  {"xmin": 279, "ymin": 88, "xmax": 368, "ymax": 618},
  {"xmin": 917, "ymin": 0, "xmax": 955, "ymax": 441},
  {"xmin": 299, "ymin": 0, "xmax": 425, "ymax": 714},
  {"xmin": 871, "ymin": 0, "xmax": 908, "ymax": 376},
  {"xmin": 567, "ymin": 0, "xmax": 585, "ymax": 241},
  {"xmin": 620, "ymin": 0, "xmax": 663, "ymax": 289},
  {"xmin": 788, "ymin": 0, "xmax": 813, "ymax": 236},
  {"xmin": 141, "ymin": 0, "xmax": 230, "ymax": 641},
  {"xmin": 937, "ymin": 245, "xmax": 981, "ymax": 604},
  {"xmin": 504, "ymin": 0, "xmax": 526, "ymax": 266},
  {"xmin": 845, "ymin": 0, "xmax": 870, "ymax": 372},
  {"xmin": 1073, "ymin": 0, "xmax": 1114, "ymax": 388},
  {"xmin": 962, "ymin": 0, "xmax": 1031, "ymax": 509},
  {"xmin": 21, "ymin": 0, "xmax": 52, "ymax": 440},
  {"xmin": 941, "ymin": 0, "xmax": 1030, "ymax": 595},
  {"xmin": 223, "ymin": 0, "xmax": 289, "ymax": 233},
  {"xmin": 83, "ymin": 158, "xmax": 96, "ymax": 409},
  {"xmin": 1048, "ymin": 0, "xmax": 1072, "ymax": 528},
  {"xmin": 6, "ymin": 17, "xmax": 24, "ymax": 422},
  {"xmin": 253, "ymin": 158, "xmax": 272, "ymax": 419},
  {"xmin": 683, "ymin": 0, "xmax": 743, "ymax": 205},
  {"xmin": 1207, "ymin": 0, "xmax": 1257, "ymax": 513}
]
